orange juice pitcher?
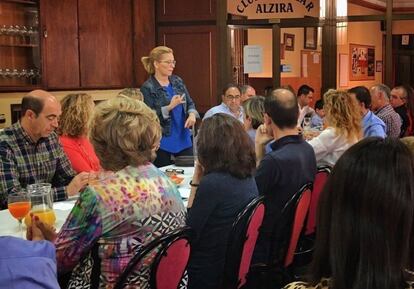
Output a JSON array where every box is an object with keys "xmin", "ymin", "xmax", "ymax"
[{"xmin": 26, "ymin": 183, "xmax": 56, "ymax": 226}]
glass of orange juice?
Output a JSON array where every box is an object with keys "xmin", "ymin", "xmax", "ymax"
[
  {"xmin": 27, "ymin": 183, "xmax": 56, "ymax": 227},
  {"xmin": 8, "ymin": 190, "xmax": 31, "ymax": 237}
]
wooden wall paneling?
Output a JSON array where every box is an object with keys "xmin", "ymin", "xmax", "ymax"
[
  {"xmin": 156, "ymin": 0, "xmax": 216, "ymax": 22},
  {"xmin": 78, "ymin": 0, "xmax": 133, "ymax": 88},
  {"xmin": 158, "ymin": 26, "xmax": 217, "ymax": 113},
  {"xmin": 133, "ymin": 0, "xmax": 156, "ymax": 86},
  {"xmin": 40, "ymin": 0, "xmax": 80, "ymax": 89}
]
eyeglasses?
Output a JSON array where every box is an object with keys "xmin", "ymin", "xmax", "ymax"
[
  {"xmin": 391, "ymin": 94, "xmax": 406, "ymax": 100},
  {"xmin": 159, "ymin": 60, "xmax": 176, "ymax": 66},
  {"xmin": 225, "ymin": 94, "xmax": 241, "ymax": 100},
  {"xmin": 165, "ymin": 168, "xmax": 184, "ymax": 176}
]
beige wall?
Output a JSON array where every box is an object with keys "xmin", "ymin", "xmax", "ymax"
[
  {"xmin": 248, "ymin": 27, "xmax": 321, "ymax": 78},
  {"xmin": 393, "ymin": 20, "xmax": 414, "ymax": 34},
  {"xmin": 336, "ymin": 4, "xmax": 384, "ymax": 89},
  {"xmin": 0, "ymin": 89, "xmax": 121, "ymax": 127}
]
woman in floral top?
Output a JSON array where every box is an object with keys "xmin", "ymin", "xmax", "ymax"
[
  {"xmin": 29, "ymin": 97, "xmax": 186, "ymax": 289},
  {"xmin": 284, "ymin": 137, "xmax": 414, "ymax": 289}
]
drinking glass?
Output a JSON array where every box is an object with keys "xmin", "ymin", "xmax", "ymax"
[
  {"xmin": 303, "ymin": 116, "xmax": 312, "ymax": 130},
  {"xmin": 26, "ymin": 183, "xmax": 56, "ymax": 227},
  {"xmin": 8, "ymin": 190, "xmax": 31, "ymax": 237}
]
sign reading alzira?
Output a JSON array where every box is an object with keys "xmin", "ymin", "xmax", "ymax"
[{"xmin": 229, "ymin": 0, "xmax": 318, "ymax": 18}]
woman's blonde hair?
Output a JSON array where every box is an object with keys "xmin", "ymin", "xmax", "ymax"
[
  {"xmin": 89, "ymin": 97, "xmax": 161, "ymax": 171},
  {"xmin": 401, "ymin": 136, "xmax": 414, "ymax": 154},
  {"xmin": 141, "ymin": 46, "xmax": 173, "ymax": 75},
  {"xmin": 323, "ymin": 89, "xmax": 362, "ymax": 142},
  {"xmin": 242, "ymin": 95, "xmax": 265, "ymax": 129},
  {"xmin": 58, "ymin": 93, "xmax": 94, "ymax": 137},
  {"xmin": 118, "ymin": 88, "xmax": 144, "ymax": 101}
]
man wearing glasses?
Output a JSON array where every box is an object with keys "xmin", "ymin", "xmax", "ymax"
[
  {"xmin": 203, "ymin": 83, "xmax": 244, "ymax": 123},
  {"xmin": 390, "ymin": 85, "xmax": 410, "ymax": 137},
  {"xmin": 0, "ymin": 90, "xmax": 90, "ymax": 209}
]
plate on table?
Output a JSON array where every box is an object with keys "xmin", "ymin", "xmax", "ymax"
[{"xmin": 169, "ymin": 174, "xmax": 185, "ymax": 186}]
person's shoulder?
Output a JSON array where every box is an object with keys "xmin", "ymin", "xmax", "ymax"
[
  {"xmin": 0, "ymin": 124, "xmax": 19, "ymax": 148},
  {"xmin": 140, "ymin": 76, "xmax": 155, "ymax": 90},
  {"xmin": 170, "ymin": 74, "xmax": 183, "ymax": 82}
]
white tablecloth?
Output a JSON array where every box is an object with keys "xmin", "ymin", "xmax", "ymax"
[{"xmin": 0, "ymin": 165, "xmax": 193, "ymax": 238}]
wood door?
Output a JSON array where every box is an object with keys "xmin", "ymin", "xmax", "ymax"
[
  {"xmin": 157, "ymin": 0, "xmax": 216, "ymax": 22},
  {"xmin": 40, "ymin": 0, "xmax": 80, "ymax": 89},
  {"xmin": 158, "ymin": 26, "xmax": 217, "ymax": 113},
  {"xmin": 78, "ymin": 0, "xmax": 133, "ymax": 88}
]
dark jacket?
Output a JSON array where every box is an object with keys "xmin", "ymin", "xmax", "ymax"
[{"xmin": 140, "ymin": 74, "xmax": 199, "ymax": 136}]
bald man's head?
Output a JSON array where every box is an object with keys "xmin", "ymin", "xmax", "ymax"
[
  {"xmin": 21, "ymin": 90, "xmax": 58, "ymax": 117},
  {"xmin": 20, "ymin": 90, "xmax": 61, "ymax": 141},
  {"xmin": 264, "ymin": 88, "xmax": 299, "ymax": 129}
]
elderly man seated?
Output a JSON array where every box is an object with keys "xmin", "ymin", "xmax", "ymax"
[{"xmin": 0, "ymin": 90, "xmax": 89, "ymax": 209}]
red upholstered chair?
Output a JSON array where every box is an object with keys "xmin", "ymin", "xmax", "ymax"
[
  {"xmin": 221, "ymin": 196, "xmax": 265, "ymax": 289},
  {"xmin": 113, "ymin": 227, "xmax": 192, "ymax": 289},
  {"xmin": 284, "ymin": 185, "xmax": 312, "ymax": 267},
  {"xmin": 305, "ymin": 166, "xmax": 331, "ymax": 236},
  {"xmin": 246, "ymin": 183, "xmax": 313, "ymax": 289}
]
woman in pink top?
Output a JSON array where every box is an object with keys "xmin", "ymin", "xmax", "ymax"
[{"xmin": 58, "ymin": 93, "xmax": 101, "ymax": 173}]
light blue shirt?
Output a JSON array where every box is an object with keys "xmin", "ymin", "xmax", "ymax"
[
  {"xmin": 363, "ymin": 110, "xmax": 387, "ymax": 138},
  {"xmin": 0, "ymin": 237, "xmax": 59, "ymax": 289},
  {"xmin": 311, "ymin": 114, "xmax": 324, "ymax": 129},
  {"xmin": 203, "ymin": 102, "xmax": 244, "ymax": 123}
]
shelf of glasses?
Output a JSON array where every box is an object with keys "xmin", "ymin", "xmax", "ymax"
[
  {"xmin": 0, "ymin": 43, "xmax": 38, "ymax": 47},
  {"xmin": 2, "ymin": 0, "xmax": 37, "ymax": 5}
]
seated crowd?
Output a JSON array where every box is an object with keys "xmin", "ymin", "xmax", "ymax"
[{"xmin": 0, "ymin": 80, "xmax": 414, "ymax": 289}]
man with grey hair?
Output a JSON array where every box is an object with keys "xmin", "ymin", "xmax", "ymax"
[
  {"xmin": 370, "ymin": 84, "xmax": 401, "ymax": 137},
  {"xmin": 240, "ymin": 84, "xmax": 256, "ymax": 103},
  {"xmin": 252, "ymin": 88, "xmax": 316, "ymax": 263},
  {"xmin": 390, "ymin": 85, "xmax": 410, "ymax": 137}
]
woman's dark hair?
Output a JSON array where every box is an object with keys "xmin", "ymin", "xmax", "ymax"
[
  {"xmin": 197, "ymin": 113, "xmax": 256, "ymax": 179},
  {"xmin": 310, "ymin": 137, "xmax": 414, "ymax": 289}
]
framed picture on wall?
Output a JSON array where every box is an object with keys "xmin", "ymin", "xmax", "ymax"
[
  {"xmin": 284, "ymin": 33, "xmax": 295, "ymax": 51},
  {"xmin": 349, "ymin": 44, "xmax": 375, "ymax": 81},
  {"xmin": 304, "ymin": 27, "xmax": 317, "ymax": 50},
  {"xmin": 376, "ymin": 60, "xmax": 382, "ymax": 72}
]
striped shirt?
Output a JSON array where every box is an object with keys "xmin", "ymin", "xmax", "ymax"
[{"xmin": 0, "ymin": 122, "xmax": 75, "ymax": 209}]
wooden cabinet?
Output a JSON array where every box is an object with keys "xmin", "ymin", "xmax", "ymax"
[
  {"xmin": 40, "ymin": 0, "xmax": 79, "ymax": 89},
  {"xmin": 0, "ymin": 0, "xmax": 41, "ymax": 90},
  {"xmin": 41, "ymin": 0, "xmax": 133, "ymax": 90},
  {"xmin": 78, "ymin": 0, "xmax": 133, "ymax": 88}
]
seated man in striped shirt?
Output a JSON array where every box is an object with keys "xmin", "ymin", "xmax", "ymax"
[{"xmin": 0, "ymin": 90, "xmax": 89, "ymax": 209}]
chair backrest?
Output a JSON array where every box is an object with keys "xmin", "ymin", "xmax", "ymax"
[
  {"xmin": 305, "ymin": 166, "xmax": 331, "ymax": 235},
  {"xmin": 113, "ymin": 227, "xmax": 191, "ymax": 289},
  {"xmin": 268, "ymin": 183, "xmax": 313, "ymax": 268},
  {"xmin": 284, "ymin": 184, "xmax": 312, "ymax": 267},
  {"xmin": 221, "ymin": 196, "xmax": 265, "ymax": 289}
]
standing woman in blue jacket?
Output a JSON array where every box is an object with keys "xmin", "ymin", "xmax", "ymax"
[{"xmin": 141, "ymin": 46, "xmax": 199, "ymax": 167}]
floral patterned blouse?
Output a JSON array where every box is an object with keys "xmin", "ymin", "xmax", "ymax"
[{"xmin": 54, "ymin": 163, "xmax": 186, "ymax": 289}]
